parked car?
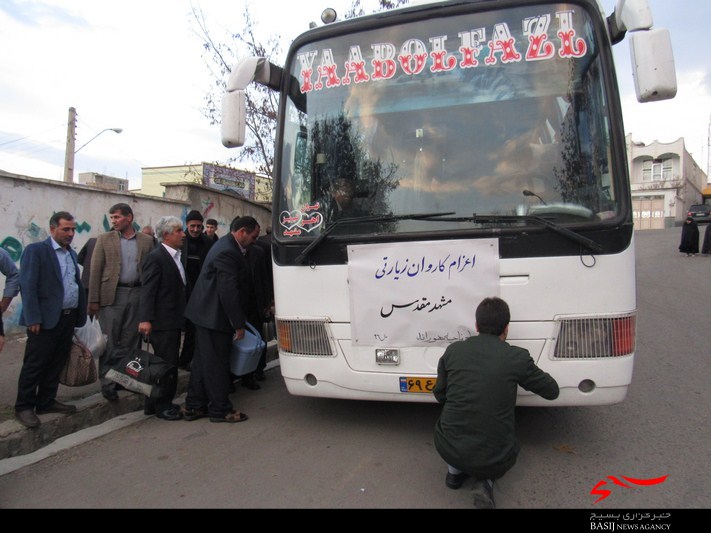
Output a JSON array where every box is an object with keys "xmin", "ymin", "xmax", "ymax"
[{"xmin": 687, "ymin": 204, "xmax": 711, "ymax": 224}]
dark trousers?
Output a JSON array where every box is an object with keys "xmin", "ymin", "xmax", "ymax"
[
  {"xmin": 178, "ymin": 319, "xmax": 196, "ymax": 367},
  {"xmin": 254, "ymin": 319, "xmax": 267, "ymax": 374},
  {"xmin": 185, "ymin": 326, "xmax": 233, "ymax": 418},
  {"xmin": 15, "ymin": 310, "xmax": 78, "ymax": 412},
  {"xmin": 144, "ymin": 329, "xmax": 181, "ymax": 413}
]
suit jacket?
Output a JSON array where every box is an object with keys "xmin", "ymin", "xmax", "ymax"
[
  {"xmin": 184, "ymin": 234, "xmax": 251, "ymax": 334},
  {"xmin": 245, "ymin": 241, "xmax": 271, "ymax": 323},
  {"xmin": 139, "ymin": 244, "xmax": 186, "ymax": 331},
  {"xmin": 77, "ymin": 237, "xmax": 97, "ymax": 288},
  {"xmin": 181, "ymin": 233, "xmax": 214, "ymax": 298},
  {"xmin": 253, "ymin": 234, "xmax": 273, "ymax": 306},
  {"xmin": 19, "ymin": 237, "xmax": 88, "ymax": 330},
  {"xmin": 88, "ymin": 230, "xmax": 155, "ymax": 306}
]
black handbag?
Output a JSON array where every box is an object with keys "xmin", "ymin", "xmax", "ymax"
[{"xmin": 105, "ymin": 337, "xmax": 174, "ymax": 398}]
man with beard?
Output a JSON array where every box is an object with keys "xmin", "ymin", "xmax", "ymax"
[
  {"xmin": 15, "ymin": 212, "xmax": 87, "ymax": 428},
  {"xmin": 178, "ymin": 210, "xmax": 214, "ymax": 370},
  {"xmin": 180, "ymin": 216, "xmax": 262, "ymax": 423},
  {"xmin": 89, "ymin": 203, "xmax": 154, "ymax": 401}
]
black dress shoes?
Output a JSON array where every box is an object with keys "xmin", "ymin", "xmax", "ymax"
[
  {"xmin": 15, "ymin": 409, "xmax": 40, "ymax": 428},
  {"xmin": 255, "ymin": 370, "xmax": 266, "ymax": 382},
  {"xmin": 156, "ymin": 407, "xmax": 183, "ymax": 421},
  {"xmin": 36, "ymin": 400, "xmax": 77, "ymax": 415},
  {"xmin": 102, "ymin": 387, "xmax": 118, "ymax": 402},
  {"xmin": 241, "ymin": 375, "xmax": 261, "ymax": 390},
  {"xmin": 445, "ymin": 471, "xmax": 469, "ymax": 490}
]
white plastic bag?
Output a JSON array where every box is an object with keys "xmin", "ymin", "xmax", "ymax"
[{"xmin": 74, "ymin": 316, "xmax": 107, "ymax": 359}]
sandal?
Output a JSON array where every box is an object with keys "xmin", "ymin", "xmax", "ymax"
[
  {"xmin": 180, "ymin": 405, "xmax": 208, "ymax": 421},
  {"xmin": 210, "ymin": 411, "xmax": 249, "ymax": 423}
]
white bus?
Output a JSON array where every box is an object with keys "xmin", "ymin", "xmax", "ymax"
[{"xmin": 222, "ymin": 0, "xmax": 676, "ymax": 405}]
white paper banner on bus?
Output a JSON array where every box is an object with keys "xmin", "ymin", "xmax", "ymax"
[{"xmin": 348, "ymin": 239, "xmax": 500, "ymax": 347}]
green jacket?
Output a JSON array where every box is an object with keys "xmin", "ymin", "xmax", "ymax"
[{"xmin": 433, "ymin": 333, "xmax": 559, "ymax": 480}]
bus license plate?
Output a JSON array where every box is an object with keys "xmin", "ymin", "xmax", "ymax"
[{"xmin": 399, "ymin": 376, "xmax": 436, "ymax": 393}]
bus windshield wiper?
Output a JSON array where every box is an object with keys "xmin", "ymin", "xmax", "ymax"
[
  {"xmin": 294, "ymin": 212, "xmax": 454, "ymax": 265},
  {"xmin": 520, "ymin": 215, "xmax": 603, "ymax": 254},
  {"xmin": 418, "ymin": 214, "xmax": 604, "ymax": 254}
]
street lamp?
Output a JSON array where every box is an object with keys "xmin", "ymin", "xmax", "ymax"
[
  {"xmin": 522, "ymin": 189, "xmax": 547, "ymax": 205},
  {"xmin": 75, "ymin": 127, "xmax": 123, "ymax": 153},
  {"xmin": 63, "ymin": 106, "xmax": 123, "ymax": 183}
]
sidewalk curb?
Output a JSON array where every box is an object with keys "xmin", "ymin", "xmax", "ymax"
[
  {"xmin": 0, "ymin": 375, "xmax": 184, "ymax": 462},
  {"xmin": 0, "ymin": 409, "xmax": 148, "ymax": 477},
  {"xmin": 0, "ymin": 342, "xmax": 278, "ymax": 463}
]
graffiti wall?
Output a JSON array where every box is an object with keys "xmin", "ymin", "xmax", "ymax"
[{"xmin": 0, "ymin": 171, "xmax": 271, "ymax": 335}]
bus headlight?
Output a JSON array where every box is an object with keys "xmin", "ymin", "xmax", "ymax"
[
  {"xmin": 553, "ymin": 313, "xmax": 636, "ymax": 359},
  {"xmin": 276, "ymin": 318, "xmax": 335, "ymax": 356}
]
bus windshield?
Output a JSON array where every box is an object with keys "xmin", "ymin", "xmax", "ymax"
[{"xmin": 277, "ymin": 3, "xmax": 617, "ymax": 239}]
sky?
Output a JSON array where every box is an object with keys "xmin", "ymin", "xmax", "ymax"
[{"xmin": 1, "ymin": 0, "xmax": 709, "ymax": 190}]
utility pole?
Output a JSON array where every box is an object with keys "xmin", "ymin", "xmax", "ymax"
[{"xmin": 63, "ymin": 107, "xmax": 77, "ymax": 183}]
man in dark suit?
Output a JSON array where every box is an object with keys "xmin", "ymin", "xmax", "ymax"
[
  {"xmin": 181, "ymin": 216, "xmax": 261, "ymax": 423},
  {"xmin": 138, "ymin": 216, "xmax": 187, "ymax": 421},
  {"xmin": 77, "ymin": 236, "xmax": 96, "ymax": 300},
  {"xmin": 15, "ymin": 211, "xmax": 88, "ymax": 428},
  {"xmin": 238, "ymin": 231, "xmax": 273, "ymax": 389}
]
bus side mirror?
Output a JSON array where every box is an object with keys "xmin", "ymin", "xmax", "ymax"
[
  {"xmin": 221, "ymin": 56, "xmax": 282, "ymax": 148},
  {"xmin": 221, "ymin": 89, "xmax": 246, "ymax": 148},
  {"xmin": 629, "ymin": 27, "xmax": 677, "ymax": 102}
]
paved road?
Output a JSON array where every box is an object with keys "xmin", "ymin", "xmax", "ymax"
[{"xmin": 0, "ymin": 228, "xmax": 708, "ymax": 514}]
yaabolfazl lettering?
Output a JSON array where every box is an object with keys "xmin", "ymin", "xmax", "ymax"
[{"xmin": 297, "ymin": 10, "xmax": 587, "ymax": 93}]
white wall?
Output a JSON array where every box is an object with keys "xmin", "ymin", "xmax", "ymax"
[{"xmin": 0, "ymin": 171, "xmax": 271, "ymax": 335}]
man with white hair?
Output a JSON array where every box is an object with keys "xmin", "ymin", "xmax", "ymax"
[{"xmin": 138, "ymin": 216, "xmax": 187, "ymax": 420}]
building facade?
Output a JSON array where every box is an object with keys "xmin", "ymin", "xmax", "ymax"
[
  {"xmin": 627, "ymin": 135, "xmax": 709, "ymax": 230},
  {"xmin": 78, "ymin": 172, "xmax": 129, "ymax": 192},
  {"xmin": 139, "ymin": 162, "xmax": 272, "ymax": 203}
]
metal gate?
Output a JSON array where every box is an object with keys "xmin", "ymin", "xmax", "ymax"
[{"xmin": 633, "ymin": 196, "xmax": 665, "ymax": 230}]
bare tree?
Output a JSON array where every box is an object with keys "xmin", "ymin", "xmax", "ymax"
[
  {"xmin": 191, "ymin": 3, "xmax": 280, "ymax": 177},
  {"xmin": 191, "ymin": 0, "xmax": 410, "ymax": 176}
]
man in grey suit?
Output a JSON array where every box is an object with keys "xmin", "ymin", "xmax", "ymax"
[
  {"xmin": 138, "ymin": 216, "xmax": 187, "ymax": 421},
  {"xmin": 88, "ymin": 203, "xmax": 155, "ymax": 401},
  {"xmin": 181, "ymin": 216, "xmax": 260, "ymax": 423},
  {"xmin": 15, "ymin": 211, "xmax": 88, "ymax": 428}
]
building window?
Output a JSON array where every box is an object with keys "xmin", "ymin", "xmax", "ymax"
[{"xmin": 642, "ymin": 158, "xmax": 672, "ymax": 182}]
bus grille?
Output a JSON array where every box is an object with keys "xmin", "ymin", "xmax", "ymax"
[
  {"xmin": 275, "ymin": 318, "xmax": 335, "ymax": 357},
  {"xmin": 553, "ymin": 313, "xmax": 636, "ymax": 359}
]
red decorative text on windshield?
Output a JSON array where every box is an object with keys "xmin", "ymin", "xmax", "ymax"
[{"xmin": 297, "ymin": 10, "xmax": 588, "ymax": 93}]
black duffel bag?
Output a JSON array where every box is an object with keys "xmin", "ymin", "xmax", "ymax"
[{"xmin": 105, "ymin": 337, "xmax": 174, "ymax": 398}]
